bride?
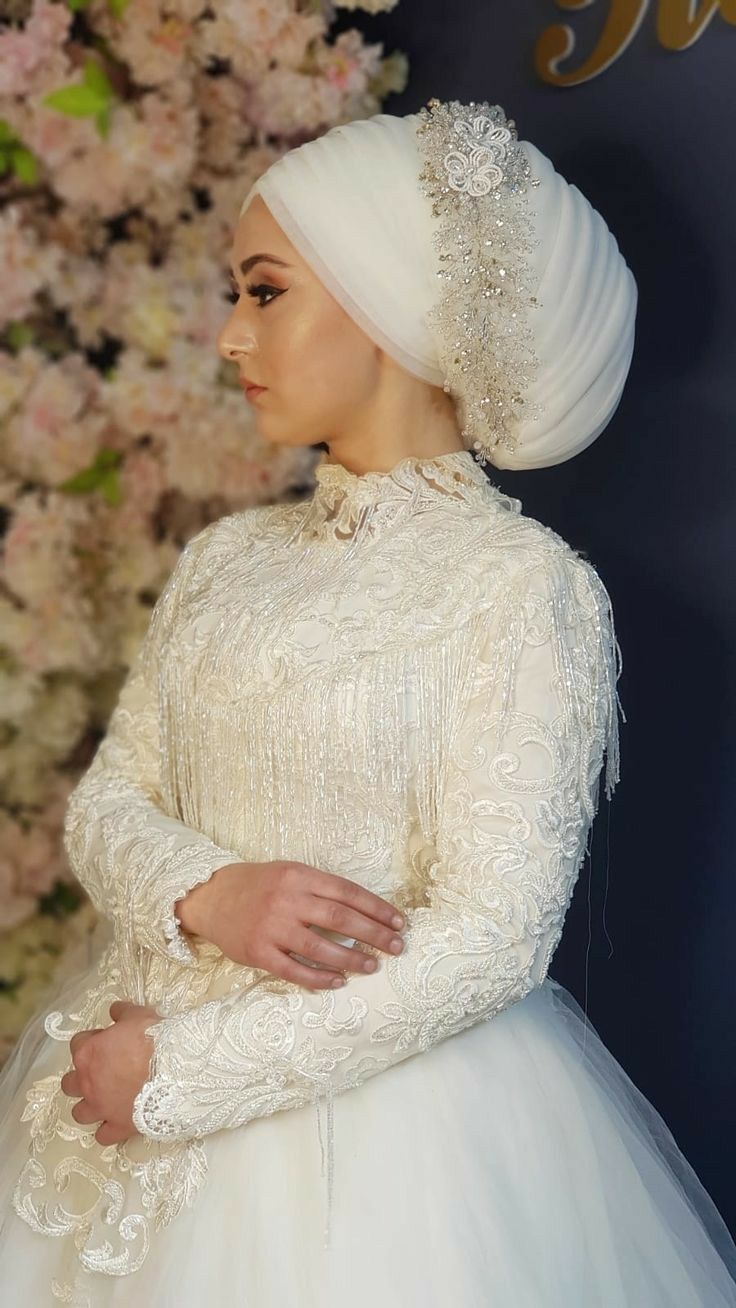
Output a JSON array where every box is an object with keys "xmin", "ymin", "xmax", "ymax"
[{"xmin": 0, "ymin": 98, "xmax": 734, "ymax": 1306}]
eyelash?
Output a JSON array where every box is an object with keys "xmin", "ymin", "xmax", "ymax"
[{"xmin": 228, "ymin": 281, "xmax": 280, "ymax": 309}]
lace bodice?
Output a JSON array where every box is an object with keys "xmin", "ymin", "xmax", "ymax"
[{"xmin": 11, "ymin": 448, "xmax": 623, "ymax": 1290}]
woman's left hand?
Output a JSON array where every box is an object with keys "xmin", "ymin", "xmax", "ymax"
[{"xmin": 60, "ymin": 1000, "xmax": 161, "ymax": 1147}]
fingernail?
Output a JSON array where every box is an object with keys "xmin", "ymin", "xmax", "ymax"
[
  {"xmin": 389, "ymin": 938, "xmax": 403, "ymax": 953},
  {"xmin": 332, "ymin": 978, "xmax": 346, "ymax": 988},
  {"xmin": 392, "ymin": 914, "xmax": 404, "ymax": 928}
]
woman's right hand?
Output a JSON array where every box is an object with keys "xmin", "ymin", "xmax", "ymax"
[{"xmin": 175, "ymin": 860, "xmax": 406, "ymax": 991}]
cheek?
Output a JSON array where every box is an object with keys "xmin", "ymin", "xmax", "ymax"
[{"xmin": 276, "ymin": 305, "xmax": 373, "ymax": 405}]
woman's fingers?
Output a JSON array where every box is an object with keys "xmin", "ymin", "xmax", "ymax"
[
  {"xmin": 69, "ymin": 1027, "xmax": 102, "ymax": 1059},
  {"xmin": 109, "ymin": 1000, "xmax": 134, "ymax": 1021},
  {"xmin": 288, "ymin": 926, "xmax": 380, "ymax": 975},
  {"xmin": 302, "ymin": 897, "xmax": 405, "ymax": 959},
  {"xmin": 305, "ymin": 869, "xmax": 405, "ymax": 931},
  {"xmin": 261, "ymin": 947, "xmax": 347, "ymax": 991},
  {"xmin": 60, "ymin": 1069, "xmax": 83, "ymax": 1098},
  {"xmin": 95, "ymin": 1121, "xmax": 126, "ymax": 1147},
  {"xmin": 70, "ymin": 1098, "xmax": 102, "ymax": 1126}
]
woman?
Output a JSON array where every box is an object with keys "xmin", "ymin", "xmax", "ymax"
[{"xmin": 0, "ymin": 99, "xmax": 734, "ymax": 1305}]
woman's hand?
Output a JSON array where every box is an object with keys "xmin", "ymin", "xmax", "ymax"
[
  {"xmin": 59, "ymin": 1000, "xmax": 161, "ymax": 1146},
  {"xmin": 176, "ymin": 859, "xmax": 406, "ymax": 991}
]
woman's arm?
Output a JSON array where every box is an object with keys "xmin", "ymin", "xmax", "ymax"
[
  {"xmin": 131, "ymin": 550, "xmax": 623, "ymax": 1140},
  {"xmin": 63, "ymin": 521, "xmax": 245, "ymax": 967}
]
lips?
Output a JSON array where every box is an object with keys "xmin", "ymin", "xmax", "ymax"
[{"xmin": 240, "ymin": 380, "xmax": 267, "ymax": 404}]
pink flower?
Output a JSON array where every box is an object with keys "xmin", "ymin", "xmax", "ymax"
[
  {"xmin": 0, "ymin": 0, "xmax": 71, "ymax": 98},
  {"xmin": 318, "ymin": 30, "xmax": 385, "ymax": 93},
  {"xmin": 3, "ymin": 355, "xmax": 106, "ymax": 486},
  {"xmin": 243, "ymin": 68, "xmax": 342, "ymax": 138},
  {"xmin": 14, "ymin": 828, "xmax": 58, "ymax": 899},
  {"xmin": 119, "ymin": 448, "xmax": 166, "ymax": 515},
  {"xmin": 0, "ymin": 817, "xmax": 58, "ymax": 928},
  {"xmin": 0, "ymin": 206, "xmax": 63, "ymax": 330},
  {"xmin": 51, "ymin": 86, "xmax": 196, "ymax": 218},
  {"xmin": 17, "ymin": 97, "xmax": 98, "ymax": 171},
  {"xmin": 92, "ymin": 0, "xmax": 195, "ymax": 87},
  {"xmin": 221, "ymin": 0, "xmax": 293, "ymax": 47},
  {"xmin": 1, "ymin": 492, "xmax": 96, "ymax": 646}
]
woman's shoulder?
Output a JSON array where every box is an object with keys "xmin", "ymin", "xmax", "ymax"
[
  {"xmin": 474, "ymin": 502, "xmax": 611, "ymax": 606},
  {"xmin": 179, "ymin": 505, "xmax": 267, "ymax": 564}
]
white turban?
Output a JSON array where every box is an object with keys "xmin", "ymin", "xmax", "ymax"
[{"xmin": 239, "ymin": 101, "xmax": 637, "ymax": 471}]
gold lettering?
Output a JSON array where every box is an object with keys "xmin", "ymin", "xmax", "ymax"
[
  {"xmin": 535, "ymin": 0, "xmax": 649, "ymax": 85},
  {"xmin": 535, "ymin": 0, "xmax": 736, "ymax": 85},
  {"xmin": 657, "ymin": 0, "xmax": 736, "ymax": 50}
]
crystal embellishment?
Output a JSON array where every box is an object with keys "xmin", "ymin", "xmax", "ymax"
[{"xmin": 415, "ymin": 98, "xmax": 543, "ymax": 466}]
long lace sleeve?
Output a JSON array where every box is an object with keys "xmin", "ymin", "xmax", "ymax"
[
  {"xmin": 131, "ymin": 550, "xmax": 623, "ymax": 1141},
  {"xmin": 62, "ymin": 522, "xmax": 244, "ymax": 967}
]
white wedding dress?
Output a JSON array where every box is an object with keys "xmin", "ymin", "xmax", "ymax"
[{"xmin": 0, "ymin": 450, "xmax": 734, "ymax": 1306}]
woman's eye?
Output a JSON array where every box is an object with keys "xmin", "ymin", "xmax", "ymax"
[
  {"xmin": 246, "ymin": 282, "xmax": 280, "ymax": 309},
  {"xmin": 225, "ymin": 279, "xmax": 281, "ymax": 309}
]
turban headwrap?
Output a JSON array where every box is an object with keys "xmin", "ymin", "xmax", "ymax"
[{"xmin": 239, "ymin": 99, "xmax": 637, "ymax": 472}]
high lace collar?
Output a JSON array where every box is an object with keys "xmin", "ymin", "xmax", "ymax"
[
  {"xmin": 314, "ymin": 448, "xmax": 490, "ymax": 500},
  {"xmin": 296, "ymin": 448, "xmax": 520, "ymax": 545}
]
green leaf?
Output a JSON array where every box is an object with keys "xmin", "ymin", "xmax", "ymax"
[
  {"xmin": 43, "ymin": 84, "xmax": 106, "ymax": 118},
  {"xmin": 66, "ymin": 0, "xmax": 92, "ymax": 9},
  {"xmin": 83, "ymin": 56, "xmax": 113, "ymax": 99},
  {"xmin": 0, "ymin": 120, "xmax": 16, "ymax": 145},
  {"xmin": 11, "ymin": 147, "xmax": 39, "ymax": 185},
  {"xmin": 5, "ymin": 322, "xmax": 34, "ymax": 351},
  {"xmin": 43, "ymin": 59, "xmax": 114, "ymax": 136},
  {"xmin": 99, "ymin": 468, "xmax": 122, "ymax": 505},
  {"xmin": 58, "ymin": 466, "xmax": 100, "ymax": 493},
  {"xmin": 95, "ymin": 103, "xmax": 111, "ymax": 139},
  {"xmin": 96, "ymin": 447, "xmax": 122, "ymax": 469},
  {"xmin": 58, "ymin": 447, "xmax": 123, "ymax": 498},
  {"xmin": 0, "ymin": 149, "xmax": 10, "ymax": 176},
  {"xmin": 106, "ymin": 0, "xmax": 130, "ymax": 14}
]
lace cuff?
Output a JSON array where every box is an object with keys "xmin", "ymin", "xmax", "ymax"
[{"xmin": 162, "ymin": 845, "xmax": 244, "ymax": 964}]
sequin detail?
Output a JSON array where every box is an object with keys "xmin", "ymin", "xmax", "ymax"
[
  {"xmin": 10, "ymin": 451, "xmax": 623, "ymax": 1293},
  {"xmin": 415, "ymin": 99, "xmax": 543, "ymax": 466}
]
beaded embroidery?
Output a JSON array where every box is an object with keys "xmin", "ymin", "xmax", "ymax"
[
  {"xmin": 415, "ymin": 99, "xmax": 543, "ymax": 466},
  {"xmin": 7, "ymin": 453, "xmax": 624, "ymax": 1297}
]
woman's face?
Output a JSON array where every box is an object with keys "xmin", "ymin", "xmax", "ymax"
[{"xmin": 218, "ymin": 194, "xmax": 381, "ymax": 451}]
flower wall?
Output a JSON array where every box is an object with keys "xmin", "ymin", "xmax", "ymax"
[{"xmin": 0, "ymin": 0, "xmax": 407, "ymax": 1062}]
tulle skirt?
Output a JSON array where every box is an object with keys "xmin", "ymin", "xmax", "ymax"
[{"xmin": 0, "ymin": 925, "xmax": 734, "ymax": 1307}]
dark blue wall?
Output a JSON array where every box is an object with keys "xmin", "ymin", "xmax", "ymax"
[{"xmin": 335, "ymin": 0, "xmax": 736, "ymax": 1236}]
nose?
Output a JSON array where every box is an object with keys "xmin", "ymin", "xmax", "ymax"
[{"xmin": 216, "ymin": 312, "xmax": 258, "ymax": 363}]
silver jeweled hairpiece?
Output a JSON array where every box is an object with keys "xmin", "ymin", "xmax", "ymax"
[{"xmin": 415, "ymin": 98, "xmax": 543, "ymax": 467}]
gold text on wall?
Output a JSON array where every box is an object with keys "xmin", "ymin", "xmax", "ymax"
[{"xmin": 535, "ymin": 0, "xmax": 736, "ymax": 84}]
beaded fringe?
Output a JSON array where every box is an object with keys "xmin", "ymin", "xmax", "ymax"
[{"xmin": 153, "ymin": 493, "xmax": 624, "ymax": 1253}]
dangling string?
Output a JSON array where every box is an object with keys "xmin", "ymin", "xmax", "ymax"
[
  {"xmin": 316, "ymin": 1084, "xmax": 335, "ymax": 1248},
  {"xmin": 578, "ymin": 575, "xmax": 626, "ymax": 1058}
]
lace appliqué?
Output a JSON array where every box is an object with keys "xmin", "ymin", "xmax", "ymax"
[
  {"xmin": 130, "ymin": 537, "xmax": 622, "ymax": 1249},
  {"xmin": 10, "ymin": 960, "xmax": 210, "ymax": 1300},
  {"xmin": 8, "ymin": 451, "xmax": 624, "ymax": 1287}
]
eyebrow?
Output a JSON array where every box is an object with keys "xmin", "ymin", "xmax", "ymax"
[{"xmin": 230, "ymin": 253, "xmax": 293, "ymax": 278}]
